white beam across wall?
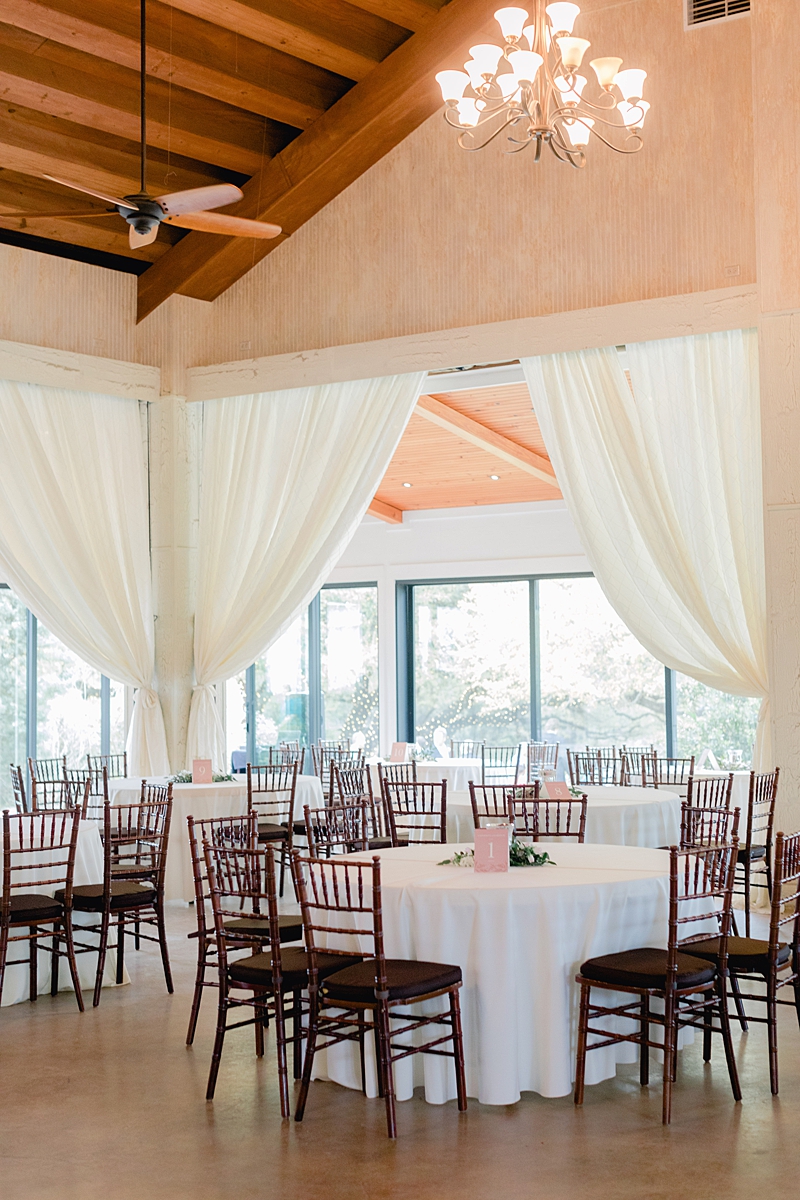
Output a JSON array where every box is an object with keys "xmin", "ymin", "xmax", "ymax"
[
  {"xmin": 0, "ymin": 338, "xmax": 160, "ymax": 402},
  {"xmin": 185, "ymin": 285, "xmax": 758, "ymax": 403}
]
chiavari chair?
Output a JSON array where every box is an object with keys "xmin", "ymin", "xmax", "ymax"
[
  {"xmin": 383, "ymin": 780, "xmax": 447, "ymax": 846},
  {"xmin": 291, "ymin": 850, "xmax": 467, "ymax": 1138},
  {"xmin": 377, "ymin": 761, "xmax": 416, "ymax": 789},
  {"xmin": 684, "ymin": 828, "xmax": 800, "ymax": 1095},
  {"xmin": 31, "ymin": 775, "xmax": 90, "ymax": 813},
  {"xmin": 9, "ymin": 765, "xmax": 27, "ymax": 812},
  {"xmin": 567, "ymin": 750, "xmax": 622, "ymax": 786},
  {"xmin": 304, "ymin": 802, "xmax": 371, "ymax": 856},
  {"xmin": 482, "ymin": 745, "xmax": 522, "ymax": 785},
  {"xmin": 246, "ymin": 762, "xmax": 298, "ymax": 896},
  {"xmin": 511, "ymin": 787, "xmax": 587, "ymax": 842},
  {"xmin": 185, "ymin": 811, "xmax": 302, "ymax": 1046},
  {"xmin": 0, "ymin": 807, "xmax": 84, "ymax": 1008},
  {"xmin": 63, "ymin": 787, "xmax": 173, "ymax": 1007},
  {"xmin": 468, "ymin": 782, "xmax": 535, "ymax": 829},
  {"xmin": 641, "ymin": 754, "xmax": 695, "ymax": 795},
  {"xmin": 87, "ymin": 752, "xmax": 127, "ymax": 781},
  {"xmin": 686, "ymin": 772, "xmax": 733, "ymax": 810},
  {"xmin": 734, "ymin": 769, "xmax": 779, "ymax": 936},
  {"xmin": 204, "ymin": 843, "xmax": 338, "ymax": 1113},
  {"xmin": 277, "ymin": 743, "xmax": 305, "ymax": 772},
  {"xmin": 65, "ymin": 767, "xmax": 107, "ymax": 822},
  {"xmin": 311, "ymin": 745, "xmax": 364, "ymax": 801},
  {"xmin": 526, "ymin": 741, "xmax": 559, "ymax": 782},
  {"xmin": 574, "ymin": 810, "xmax": 741, "ymax": 1124},
  {"xmin": 332, "ymin": 764, "xmax": 391, "ymax": 848},
  {"xmin": 621, "ymin": 745, "xmax": 654, "ymax": 784},
  {"xmin": 450, "ymin": 739, "xmax": 483, "ymax": 759},
  {"xmin": 679, "ymin": 803, "xmax": 738, "ymax": 850},
  {"xmin": 27, "ymin": 755, "xmax": 67, "ymax": 783}
]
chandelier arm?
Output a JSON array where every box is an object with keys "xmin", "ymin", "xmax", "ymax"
[
  {"xmin": 457, "ymin": 113, "xmax": 523, "ymax": 152},
  {"xmin": 551, "ymin": 102, "xmax": 634, "ymax": 132},
  {"xmin": 548, "ymin": 139, "xmax": 585, "ymax": 169},
  {"xmin": 558, "ymin": 119, "xmax": 644, "ymax": 155}
]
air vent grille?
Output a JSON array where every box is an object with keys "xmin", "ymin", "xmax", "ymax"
[{"xmin": 689, "ymin": 0, "xmax": 750, "ymax": 25}]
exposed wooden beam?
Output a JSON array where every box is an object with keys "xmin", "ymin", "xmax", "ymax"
[
  {"xmin": 136, "ymin": 0, "xmax": 501, "ymax": 319},
  {"xmin": 415, "ymin": 394, "xmax": 560, "ymax": 487},
  {"xmin": 5, "ymin": 0, "xmax": 350, "ymax": 129},
  {"xmin": 0, "ymin": 26, "xmax": 285, "ymax": 175},
  {"xmin": 165, "ymin": 0, "xmax": 404, "ymax": 82},
  {"xmin": 368, "ymin": 497, "xmax": 404, "ymax": 524},
  {"xmin": 345, "ymin": 0, "xmax": 443, "ymax": 32}
]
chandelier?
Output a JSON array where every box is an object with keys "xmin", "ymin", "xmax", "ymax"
[{"xmin": 435, "ymin": 4, "xmax": 649, "ymax": 167}]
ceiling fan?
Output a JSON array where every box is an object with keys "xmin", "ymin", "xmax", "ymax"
[{"xmin": 2, "ymin": 0, "xmax": 281, "ymax": 251}]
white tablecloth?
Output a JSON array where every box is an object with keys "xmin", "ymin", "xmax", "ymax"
[
  {"xmin": 415, "ymin": 759, "xmax": 483, "ymax": 791},
  {"xmin": 1, "ymin": 822, "xmax": 126, "ymax": 1006},
  {"xmin": 313, "ymin": 842, "xmax": 686, "ymax": 1104},
  {"xmin": 108, "ymin": 775, "xmax": 324, "ymax": 901}
]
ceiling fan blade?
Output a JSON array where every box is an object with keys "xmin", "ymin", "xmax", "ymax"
[
  {"xmin": 164, "ymin": 211, "xmax": 282, "ymax": 238},
  {"xmin": 0, "ymin": 210, "xmax": 118, "ymax": 219},
  {"xmin": 129, "ymin": 224, "xmax": 158, "ymax": 249},
  {"xmin": 43, "ymin": 174, "xmax": 137, "ymax": 210},
  {"xmin": 154, "ymin": 184, "xmax": 244, "ymax": 217}
]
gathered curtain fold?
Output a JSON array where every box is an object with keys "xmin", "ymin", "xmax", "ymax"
[
  {"xmin": 521, "ymin": 328, "xmax": 770, "ymax": 767},
  {"xmin": 185, "ymin": 372, "xmax": 425, "ymax": 770},
  {"xmin": 0, "ymin": 379, "xmax": 169, "ymax": 776}
]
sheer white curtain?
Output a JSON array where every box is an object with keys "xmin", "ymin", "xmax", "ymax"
[
  {"xmin": 185, "ymin": 372, "xmax": 425, "ymax": 770},
  {"xmin": 0, "ymin": 379, "xmax": 169, "ymax": 775},
  {"xmin": 522, "ymin": 328, "xmax": 770, "ymax": 765}
]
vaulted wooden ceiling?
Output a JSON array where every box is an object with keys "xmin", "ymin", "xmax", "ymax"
[{"xmin": 0, "ymin": 0, "xmax": 499, "ymax": 320}]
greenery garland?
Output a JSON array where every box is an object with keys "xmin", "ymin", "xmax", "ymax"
[
  {"xmin": 167, "ymin": 770, "xmax": 234, "ymax": 784},
  {"xmin": 439, "ymin": 840, "xmax": 556, "ymax": 868}
]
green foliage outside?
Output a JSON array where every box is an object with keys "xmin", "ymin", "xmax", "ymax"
[
  {"xmin": 0, "ymin": 590, "xmax": 27, "ymax": 807},
  {"xmin": 321, "ymin": 587, "xmax": 379, "ymax": 754},
  {"xmin": 676, "ymin": 675, "xmax": 760, "ymax": 768}
]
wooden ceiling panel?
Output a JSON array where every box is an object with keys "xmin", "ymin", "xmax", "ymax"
[
  {"xmin": 345, "ymin": 0, "xmax": 444, "ymax": 30},
  {"xmin": 429, "ymin": 383, "xmax": 552, "ymax": 460}
]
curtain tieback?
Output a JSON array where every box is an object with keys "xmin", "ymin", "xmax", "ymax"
[{"xmin": 135, "ymin": 686, "xmax": 161, "ymax": 710}]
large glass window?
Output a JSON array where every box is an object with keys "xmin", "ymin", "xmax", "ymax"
[
  {"xmin": 538, "ymin": 577, "xmax": 666, "ymax": 752},
  {"xmin": 0, "ymin": 588, "xmax": 27, "ymax": 807},
  {"xmin": 320, "ymin": 585, "xmax": 379, "ymax": 754},
  {"xmin": 412, "ymin": 580, "xmax": 530, "ymax": 756},
  {"xmin": 252, "ymin": 612, "xmax": 309, "ymax": 760},
  {"xmin": 36, "ymin": 623, "xmax": 102, "ymax": 761},
  {"xmin": 226, "ymin": 673, "xmax": 248, "ymax": 770},
  {"xmin": 676, "ymin": 673, "xmax": 760, "ymax": 768}
]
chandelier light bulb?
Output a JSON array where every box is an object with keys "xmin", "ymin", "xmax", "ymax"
[
  {"xmin": 456, "ymin": 97, "xmax": 481, "ymax": 127},
  {"xmin": 618, "ymin": 99, "xmax": 650, "ymax": 129},
  {"xmin": 557, "ymin": 36, "xmax": 590, "ymax": 70},
  {"xmin": 508, "ymin": 49, "xmax": 544, "ymax": 84},
  {"xmin": 468, "ymin": 43, "xmax": 505, "ymax": 77},
  {"xmin": 435, "ymin": 70, "xmax": 470, "ymax": 103},
  {"xmin": 494, "ymin": 7, "xmax": 530, "ymax": 40},
  {"xmin": 546, "ymin": 2, "xmax": 581, "ymax": 34},
  {"xmin": 555, "ymin": 74, "xmax": 586, "ymax": 105},
  {"xmin": 590, "ymin": 56, "xmax": 623, "ymax": 88},
  {"xmin": 563, "ymin": 117, "xmax": 593, "ymax": 146},
  {"xmin": 614, "ymin": 68, "xmax": 647, "ymax": 102}
]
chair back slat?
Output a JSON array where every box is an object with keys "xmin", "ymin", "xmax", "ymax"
[
  {"xmin": 2, "ymin": 808, "xmax": 82, "ymax": 908},
  {"xmin": 203, "ymin": 843, "xmax": 284, "ymax": 982},
  {"xmin": 103, "ymin": 793, "xmax": 172, "ymax": 892},
  {"xmin": 642, "ymin": 755, "xmax": 695, "ymax": 789},
  {"xmin": 482, "ymin": 745, "xmax": 522, "ymax": 785},
  {"xmin": 31, "ymin": 776, "xmax": 89, "ymax": 812},
  {"xmin": 568, "ymin": 750, "xmax": 623, "ymax": 786},
  {"xmin": 304, "ymin": 802, "xmax": 371, "ymax": 856},
  {"xmin": 511, "ymin": 789, "xmax": 587, "ymax": 842},
  {"xmin": 770, "ymin": 830, "xmax": 800, "ymax": 953},
  {"xmin": 291, "ymin": 851, "xmax": 384, "ymax": 984},
  {"xmin": 468, "ymin": 782, "xmax": 521, "ymax": 828},
  {"xmin": 187, "ymin": 811, "xmax": 258, "ymax": 937},
  {"xmin": 450, "ymin": 740, "xmax": 483, "ymax": 759},
  {"xmin": 668, "ymin": 814, "xmax": 739, "ymax": 981},
  {"xmin": 87, "ymin": 752, "xmax": 127, "ymax": 781},
  {"xmin": 9, "ymin": 765, "xmax": 27, "ymax": 812},
  {"xmin": 377, "ymin": 761, "xmax": 416, "ymax": 788},
  {"xmin": 687, "ymin": 774, "xmax": 733, "ymax": 809},
  {"xmin": 680, "ymin": 803, "xmax": 739, "ymax": 849},
  {"xmin": 27, "ymin": 755, "xmax": 67, "ymax": 783},
  {"xmin": 382, "ymin": 780, "xmax": 447, "ymax": 844},
  {"xmin": 526, "ymin": 741, "xmax": 559, "ymax": 781},
  {"xmin": 747, "ymin": 768, "xmax": 779, "ymax": 844},
  {"xmin": 246, "ymin": 762, "xmax": 298, "ymax": 825}
]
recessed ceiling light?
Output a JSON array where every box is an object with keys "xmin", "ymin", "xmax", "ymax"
[
  {"xmin": 490, "ymin": 474, "xmax": 500, "ymax": 480},
  {"xmin": 403, "ymin": 482, "xmax": 412, "ymax": 488}
]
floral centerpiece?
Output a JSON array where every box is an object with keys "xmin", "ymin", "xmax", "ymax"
[
  {"xmin": 167, "ymin": 770, "xmax": 234, "ymax": 784},
  {"xmin": 439, "ymin": 840, "xmax": 556, "ymax": 868}
]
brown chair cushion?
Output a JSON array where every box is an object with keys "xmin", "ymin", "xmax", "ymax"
[
  {"xmin": 368, "ymin": 837, "xmax": 394, "ymax": 850},
  {"xmin": 323, "ymin": 958, "xmax": 462, "ymax": 1003},
  {"xmin": 257, "ymin": 822, "xmax": 289, "ymax": 842},
  {"xmin": 738, "ymin": 845, "xmax": 767, "ymax": 862},
  {"xmin": 228, "ymin": 947, "xmax": 354, "ymax": 991},
  {"xmin": 579, "ymin": 947, "xmax": 716, "ymax": 991},
  {"xmin": 683, "ymin": 936, "xmax": 791, "ymax": 971},
  {"xmin": 223, "ymin": 915, "xmax": 303, "ymax": 942},
  {"xmin": 9, "ymin": 893, "xmax": 63, "ymax": 924},
  {"xmin": 57, "ymin": 882, "xmax": 156, "ymax": 912}
]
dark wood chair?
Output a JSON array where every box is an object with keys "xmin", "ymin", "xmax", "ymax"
[
  {"xmin": 332, "ymin": 764, "xmax": 391, "ymax": 848},
  {"xmin": 0, "ymin": 807, "xmax": 84, "ymax": 1009},
  {"xmin": 291, "ymin": 850, "xmax": 467, "ymax": 1138},
  {"xmin": 383, "ymin": 780, "xmax": 447, "ymax": 845},
  {"xmin": 311, "ymin": 745, "xmax": 364, "ymax": 800},
  {"xmin": 63, "ymin": 787, "xmax": 173, "ymax": 1007},
  {"xmin": 304, "ymin": 802, "xmax": 371, "ymax": 856},
  {"xmin": 377, "ymin": 761, "xmax": 416, "ymax": 789},
  {"xmin": 9, "ymin": 765, "xmax": 27, "ymax": 812},
  {"xmin": 567, "ymin": 750, "xmax": 615, "ymax": 786},
  {"xmin": 641, "ymin": 755, "xmax": 695, "ymax": 795},
  {"xmin": 482, "ymin": 745, "xmax": 522, "ymax": 785},
  {"xmin": 680, "ymin": 802, "xmax": 739, "ymax": 850},
  {"xmin": 574, "ymin": 815, "xmax": 741, "ymax": 1125},
  {"xmin": 247, "ymin": 762, "xmax": 299, "ymax": 896},
  {"xmin": 65, "ymin": 767, "xmax": 106, "ymax": 822},
  {"xmin": 511, "ymin": 789, "xmax": 587, "ymax": 842},
  {"xmin": 204, "ymin": 843, "xmax": 335, "ymax": 1114},
  {"xmin": 185, "ymin": 811, "xmax": 302, "ymax": 1047},
  {"xmin": 469, "ymin": 782, "xmax": 525, "ymax": 829},
  {"xmin": 450, "ymin": 739, "xmax": 483, "ymax": 759},
  {"xmin": 734, "ymin": 769, "xmax": 779, "ymax": 936},
  {"xmin": 526, "ymin": 741, "xmax": 559, "ymax": 782},
  {"xmin": 686, "ymin": 773, "xmax": 733, "ymax": 809},
  {"xmin": 27, "ymin": 755, "xmax": 67, "ymax": 783},
  {"xmin": 31, "ymin": 776, "xmax": 90, "ymax": 813},
  {"xmin": 683, "ymin": 827, "xmax": 800, "ymax": 1095},
  {"xmin": 621, "ymin": 745, "xmax": 655, "ymax": 784},
  {"xmin": 87, "ymin": 752, "xmax": 127, "ymax": 781}
]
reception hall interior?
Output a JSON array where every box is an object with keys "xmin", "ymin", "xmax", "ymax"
[{"xmin": 0, "ymin": 0, "xmax": 799, "ymax": 1197}]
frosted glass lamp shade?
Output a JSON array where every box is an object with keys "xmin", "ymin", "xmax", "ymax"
[
  {"xmin": 464, "ymin": 60, "xmax": 487, "ymax": 89},
  {"xmin": 546, "ymin": 2, "xmax": 580, "ymax": 34},
  {"xmin": 468, "ymin": 43, "xmax": 505, "ymax": 76},
  {"xmin": 508, "ymin": 49, "xmax": 543, "ymax": 83},
  {"xmin": 590, "ymin": 57, "xmax": 623, "ymax": 88},
  {"xmin": 557, "ymin": 37, "xmax": 590, "ymax": 69},
  {"xmin": 614, "ymin": 68, "xmax": 647, "ymax": 101},
  {"xmin": 435, "ymin": 70, "xmax": 470, "ymax": 103},
  {"xmin": 494, "ymin": 7, "xmax": 530, "ymax": 39},
  {"xmin": 618, "ymin": 99, "xmax": 650, "ymax": 128},
  {"xmin": 498, "ymin": 73, "xmax": 521, "ymax": 99},
  {"xmin": 457, "ymin": 98, "xmax": 481, "ymax": 127},
  {"xmin": 563, "ymin": 117, "xmax": 593, "ymax": 146}
]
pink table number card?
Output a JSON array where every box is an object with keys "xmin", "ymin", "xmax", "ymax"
[
  {"xmin": 192, "ymin": 758, "xmax": 213, "ymax": 784},
  {"xmin": 474, "ymin": 826, "xmax": 510, "ymax": 873},
  {"xmin": 389, "ymin": 742, "xmax": 408, "ymax": 763},
  {"xmin": 541, "ymin": 781, "xmax": 573, "ymax": 800}
]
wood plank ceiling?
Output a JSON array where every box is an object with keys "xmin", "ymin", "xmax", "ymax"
[
  {"xmin": 0, "ymin": 0, "xmax": 499, "ymax": 319},
  {"xmin": 368, "ymin": 381, "xmax": 563, "ymax": 522}
]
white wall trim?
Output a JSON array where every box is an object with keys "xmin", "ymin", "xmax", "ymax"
[
  {"xmin": 186, "ymin": 285, "xmax": 758, "ymax": 402},
  {"xmin": 0, "ymin": 338, "xmax": 160, "ymax": 402}
]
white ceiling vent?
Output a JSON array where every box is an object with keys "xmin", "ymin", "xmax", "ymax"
[{"xmin": 687, "ymin": 0, "xmax": 750, "ymax": 26}]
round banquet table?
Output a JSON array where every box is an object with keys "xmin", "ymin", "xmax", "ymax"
[
  {"xmin": 108, "ymin": 775, "xmax": 324, "ymax": 902},
  {"xmin": 312, "ymin": 842, "xmax": 696, "ymax": 1105},
  {"xmin": 442, "ymin": 785, "xmax": 681, "ymax": 848},
  {"xmin": 415, "ymin": 758, "xmax": 483, "ymax": 792},
  {"xmin": 1, "ymin": 820, "xmax": 127, "ymax": 1006}
]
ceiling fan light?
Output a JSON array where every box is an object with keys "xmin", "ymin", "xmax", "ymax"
[
  {"xmin": 614, "ymin": 68, "xmax": 647, "ymax": 102},
  {"xmin": 508, "ymin": 49, "xmax": 543, "ymax": 84},
  {"xmin": 494, "ymin": 7, "xmax": 529, "ymax": 40},
  {"xmin": 557, "ymin": 36, "xmax": 590, "ymax": 70},
  {"xmin": 436, "ymin": 69, "xmax": 470, "ymax": 103},
  {"xmin": 546, "ymin": 2, "xmax": 581, "ymax": 34},
  {"xmin": 468, "ymin": 43, "xmax": 504, "ymax": 76},
  {"xmin": 590, "ymin": 56, "xmax": 623, "ymax": 88}
]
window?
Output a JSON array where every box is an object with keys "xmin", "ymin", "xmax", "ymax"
[
  {"xmin": 246, "ymin": 612, "xmax": 310, "ymax": 764},
  {"xmin": 320, "ymin": 585, "xmax": 379, "ymax": 754},
  {"xmin": 36, "ymin": 622, "xmax": 103, "ymax": 761},
  {"xmin": 0, "ymin": 588, "xmax": 27, "ymax": 807},
  {"xmin": 675, "ymin": 673, "xmax": 760, "ymax": 768}
]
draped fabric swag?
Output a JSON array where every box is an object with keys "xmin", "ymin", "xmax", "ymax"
[
  {"xmin": 521, "ymin": 328, "xmax": 770, "ymax": 766},
  {"xmin": 0, "ymin": 379, "xmax": 169, "ymax": 775},
  {"xmin": 185, "ymin": 372, "xmax": 426, "ymax": 770}
]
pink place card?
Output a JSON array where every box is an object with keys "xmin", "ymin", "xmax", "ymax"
[
  {"xmin": 389, "ymin": 742, "xmax": 408, "ymax": 763},
  {"xmin": 192, "ymin": 758, "xmax": 213, "ymax": 784},
  {"xmin": 474, "ymin": 826, "xmax": 509, "ymax": 873},
  {"xmin": 541, "ymin": 780, "xmax": 573, "ymax": 799}
]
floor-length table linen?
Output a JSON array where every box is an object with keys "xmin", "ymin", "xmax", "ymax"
[
  {"xmin": 1, "ymin": 821, "xmax": 126, "ymax": 1006},
  {"xmin": 311, "ymin": 843, "xmax": 688, "ymax": 1105},
  {"xmin": 108, "ymin": 775, "xmax": 324, "ymax": 901}
]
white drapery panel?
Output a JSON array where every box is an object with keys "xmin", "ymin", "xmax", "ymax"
[
  {"xmin": 521, "ymin": 328, "xmax": 770, "ymax": 766},
  {"xmin": 186, "ymin": 372, "xmax": 425, "ymax": 770},
  {"xmin": 0, "ymin": 379, "xmax": 169, "ymax": 775}
]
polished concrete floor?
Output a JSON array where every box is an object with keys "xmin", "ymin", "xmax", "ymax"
[{"xmin": 0, "ymin": 906, "xmax": 798, "ymax": 1200}]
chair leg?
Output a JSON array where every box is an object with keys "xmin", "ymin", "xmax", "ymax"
[
  {"xmin": 703, "ymin": 993, "xmax": 713, "ymax": 1062},
  {"xmin": 135, "ymin": 919, "xmax": 140, "ymax": 951},
  {"xmin": 29, "ymin": 925, "xmax": 38, "ymax": 1002},
  {"xmin": 744, "ymin": 860, "xmax": 751, "ymax": 939},
  {"xmin": 155, "ymin": 901, "xmax": 174, "ymax": 994},
  {"xmin": 794, "ymin": 975, "xmax": 800, "ymax": 1033},
  {"xmin": 279, "ymin": 845, "xmax": 287, "ymax": 898},
  {"xmin": 206, "ymin": 993, "xmax": 229, "ymax": 1101},
  {"xmin": 717, "ymin": 978, "xmax": 742, "ymax": 1103},
  {"xmin": 50, "ymin": 929, "xmax": 60, "ymax": 997},
  {"xmin": 186, "ymin": 938, "xmax": 210, "ymax": 1046},
  {"xmin": 449, "ymin": 989, "xmax": 468, "ymax": 1112},
  {"xmin": 93, "ymin": 911, "xmax": 112, "ymax": 1008},
  {"xmin": 378, "ymin": 1000, "xmax": 397, "ymax": 1139},
  {"xmin": 295, "ymin": 993, "xmax": 319, "ymax": 1122},
  {"xmin": 661, "ymin": 994, "xmax": 676, "ymax": 1125},
  {"xmin": 292, "ymin": 990, "xmax": 303, "ymax": 1080},
  {"xmin": 0, "ymin": 926, "xmax": 9, "ymax": 1007},
  {"xmin": 254, "ymin": 989, "xmax": 265, "ymax": 1058},
  {"xmin": 62, "ymin": 918, "xmax": 84, "ymax": 1013},
  {"xmin": 116, "ymin": 913, "xmax": 125, "ymax": 986},
  {"xmin": 574, "ymin": 982, "xmax": 590, "ymax": 1106},
  {"xmin": 730, "ymin": 971, "xmax": 749, "ymax": 1032},
  {"xmin": 639, "ymin": 994, "xmax": 650, "ymax": 1085},
  {"xmin": 273, "ymin": 988, "xmax": 290, "ymax": 1119},
  {"xmin": 767, "ymin": 973, "xmax": 779, "ymax": 1095},
  {"xmin": 357, "ymin": 1011, "xmax": 367, "ymax": 1095}
]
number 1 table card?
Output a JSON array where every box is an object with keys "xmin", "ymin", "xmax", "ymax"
[{"xmin": 474, "ymin": 826, "xmax": 510, "ymax": 873}]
